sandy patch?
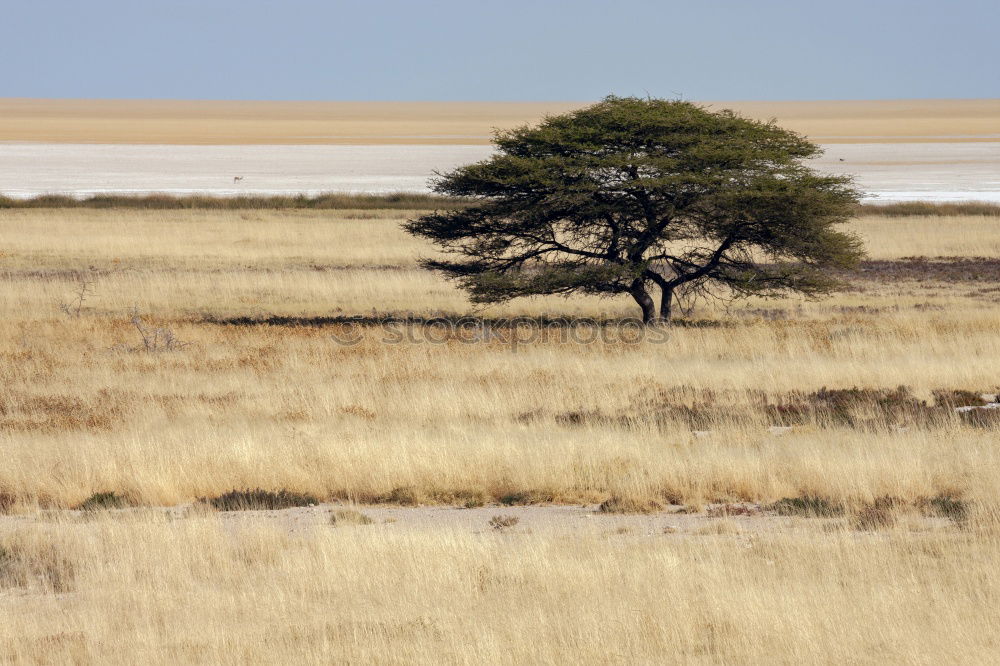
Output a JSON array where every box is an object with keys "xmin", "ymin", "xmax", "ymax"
[
  {"xmin": 1, "ymin": 98, "xmax": 997, "ymax": 145},
  {"xmin": 0, "ymin": 504, "xmax": 954, "ymax": 539},
  {"xmin": 1, "ymin": 141, "xmax": 997, "ymax": 201}
]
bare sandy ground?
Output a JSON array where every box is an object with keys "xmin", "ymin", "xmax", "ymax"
[
  {"xmin": 0, "ymin": 504, "xmax": 953, "ymax": 539},
  {"xmin": 1, "ymin": 141, "xmax": 996, "ymax": 201},
  {"xmin": 1, "ymin": 98, "xmax": 998, "ymax": 145},
  {"xmin": 1, "ymin": 99, "xmax": 997, "ymax": 201},
  {"xmin": 0, "ymin": 143, "xmax": 492, "ymax": 197}
]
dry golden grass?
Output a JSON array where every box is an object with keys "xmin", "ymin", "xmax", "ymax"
[
  {"xmin": 0, "ymin": 209, "xmax": 1000, "ymax": 664},
  {"xmin": 3, "ymin": 207, "xmax": 1000, "ymax": 662},
  {"xmin": 2, "ymin": 209, "xmax": 1000, "ymax": 509},
  {"xmin": 1, "ymin": 513, "xmax": 999, "ymax": 664}
]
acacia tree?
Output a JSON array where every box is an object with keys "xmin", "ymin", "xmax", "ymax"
[{"xmin": 405, "ymin": 96, "xmax": 864, "ymax": 323}]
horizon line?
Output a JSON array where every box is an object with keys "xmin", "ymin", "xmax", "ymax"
[{"xmin": 3, "ymin": 96, "xmax": 999, "ymax": 104}]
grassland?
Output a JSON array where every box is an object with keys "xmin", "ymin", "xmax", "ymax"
[
  {"xmin": 3, "ymin": 205, "xmax": 1000, "ymax": 662},
  {"xmin": 3, "ymin": 516, "xmax": 999, "ymax": 664}
]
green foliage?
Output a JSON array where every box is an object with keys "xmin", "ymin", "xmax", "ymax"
[{"xmin": 405, "ymin": 96, "xmax": 864, "ymax": 322}]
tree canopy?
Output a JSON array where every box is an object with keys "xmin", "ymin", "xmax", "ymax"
[{"xmin": 404, "ymin": 96, "xmax": 864, "ymax": 323}]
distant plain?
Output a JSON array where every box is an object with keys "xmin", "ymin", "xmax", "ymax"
[
  {"xmin": 2, "ymin": 98, "xmax": 998, "ymax": 144},
  {"xmin": 2, "ymin": 99, "xmax": 997, "ymax": 202}
]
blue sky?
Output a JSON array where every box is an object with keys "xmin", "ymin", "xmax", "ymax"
[{"xmin": 2, "ymin": 0, "xmax": 998, "ymax": 101}]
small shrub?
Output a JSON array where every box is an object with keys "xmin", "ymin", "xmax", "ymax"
[
  {"xmin": 810, "ymin": 386, "xmax": 926, "ymax": 427},
  {"xmin": 330, "ymin": 509, "xmax": 374, "ymax": 526},
  {"xmin": 76, "ymin": 491, "xmax": 133, "ymax": 511},
  {"xmin": 488, "ymin": 515, "xmax": 520, "ymax": 531},
  {"xmin": 707, "ymin": 503, "xmax": 761, "ymax": 517},
  {"xmin": 695, "ymin": 520, "xmax": 741, "ymax": 535},
  {"xmin": 932, "ymin": 389, "xmax": 988, "ymax": 408},
  {"xmin": 59, "ymin": 271, "xmax": 97, "ymax": 318},
  {"xmin": 853, "ymin": 496, "xmax": 905, "ymax": 531},
  {"xmin": 426, "ymin": 489, "xmax": 488, "ymax": 508},
  {"xmin": 923, "ymin": 495, "xmax": 969, "ymax": 522},
  {"xmin": 379, "ymin": 486, "xmax": 422, "ymax": 506},
  {"xmin": 127, "ymin": 308, "xmax": 190, "ymax": 352},
  {"xmin": 0, "ymin": 541, "xmax": 75, "ymax": 593},
  {"xmin": 768, "ymin": 495, "xmax": 845, "ymax": 517},
  {"xmin": 499, "ymin": 490, "xmax": 553, "ymax": 506},
  {"xmin": 339, "ymin": 405, "xmax": 376, "ymax": 420},
  {"xmin": 853, "ymin": 498, "xmax": 900, "ymax": 531},
  {"xmin": 0, "ymin": 546, "xmax": 19, "ymax": 587},
  {"xmin": 854, "ymin": 506, "xmax": 896, "ymax": 531},
  {"xmin": 957, "ymin": 408, "xmax": 1000, "ymax": 428},
  {"xmin": 598, "ymin": 496, "xmax": 664, "ymax": 514},
  {"xmin": 0, "ymin": 491, "xmax": 16, "ymax": 514},
  {"xmin": 207, "ymin": 488, "xmax": 319, "ymax": 511}
]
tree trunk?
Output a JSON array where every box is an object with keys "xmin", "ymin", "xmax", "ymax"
[
  {"xmin": 630, "ymin": 280, "xmax": 657, "ymax": 324},
  {"xmin": 659, "ymin": 284, "xmax": 674, "ymax": 322}
]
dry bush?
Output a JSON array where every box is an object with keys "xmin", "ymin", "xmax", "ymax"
[
  {"xmin": 0, "ymin": 491, "xmax": 16, "ymax": 514},
  {"xmin": 58, "ymin": 271, "xmax": 97, "ymax": 318},
  {"xmin": 920, "ymin": 495, "xmax": 969, "ymax": 523},
  {"xmin": 487, "ymin": 515, "xmax": 520, "ymax": 531},
  {"xmin": 768, "ymin": 496, "xmax": 845, "ymax": 518},
  {"xmin": 499, "ymin": 490, "xmax": 554, "ymax": 506},
  {"xmin": 459, "ymin": 491, "xmax": 489, "ymax": 509},
  {"xmin": 598, "ymin": 496, "xmax": 664, "ymax": 514},
  {"xmin": 378, "ymin": 486, "xmax": 424, "ymax": 506},
  {"xmin": 76, "ymin": 491, "xmax": 135, "ymax": 512},
  {"xmin": 853, "ymin": 496, "xmax": 906, "ymax": 531},
  {"xmin": 707, "ymin": 504, "xmax": 762, "ymax": 517},
  {"xmin": 694, "ymin": 519, "xmax": 742, "ymax": 535},
  {"xmin": 206, "ymin": 489, "xmax": 319, "ymax": 511},
  {"xmin": 0, "ymin": 537, "xmax": 74, "ymax": 593},
  {"xmin": 330, "ymin": 509, "xmax": 374, "ymax": 526},
  {"xmin": 124, "ymin": 308, "xmax": 190, "ymax": 352}
]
